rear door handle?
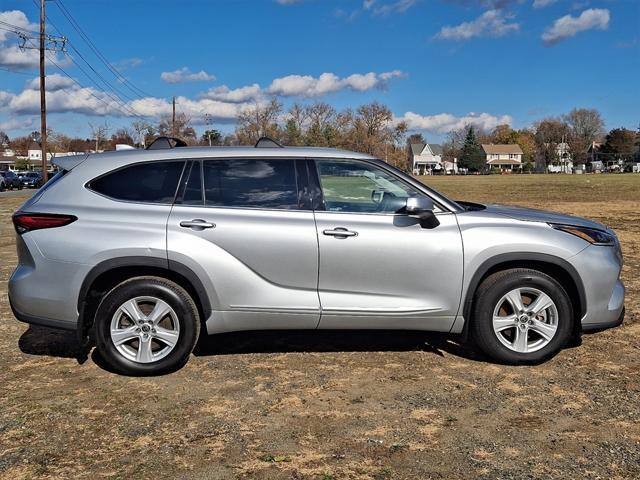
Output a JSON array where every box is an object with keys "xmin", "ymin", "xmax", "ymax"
[
  {"xmin": 323, "ymin": 227, "xmax": 358, "ymax": 238},
  {"xmin": 179, "ymin": 219, "xmax": 215, "ymax": 230}
]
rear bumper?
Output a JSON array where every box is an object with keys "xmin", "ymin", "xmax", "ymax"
[{"xmin": 9, "ymin": 296, "xmax": 77, "ymax": 331}]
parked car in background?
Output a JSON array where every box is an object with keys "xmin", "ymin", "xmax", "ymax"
[
  {"xmin": 8, "ymin": 138, "xmax": 625, "ymax": 375},
  {"xmin": 0, "ymin": 171, "xmax": 23, "ymax": 190},
  {"xmin": 21, "ymin": 171, "xmax": 44, "ymax": 189},
  {"xmin": 0, "ymin": 175, "xmax": 5, "ymax": 191}
]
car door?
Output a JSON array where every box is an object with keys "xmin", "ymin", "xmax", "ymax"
[
  {"xmin": 312, "ymin": 158, "xmax": 464, "ymax": 332},
  {"xmin": 167, "ymin": 158, "xmax": 320, "ymax": 334}
]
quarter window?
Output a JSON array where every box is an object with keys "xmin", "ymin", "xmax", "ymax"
[
  {"xmin": 89, "ymin": 161, "xmax": 184, "ymax": 203},
  {"xmin": 315, "ymin": 160, "xmax": 420, "ymax": 214},
  {"xmin": 202, "ymin": 159, "xmax": 299, "ymax": 210}
]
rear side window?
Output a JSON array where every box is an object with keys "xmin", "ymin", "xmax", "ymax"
[
  {"xmin": 201, "ymin": 159, "xmax": 299, "ymax": 210},
  {"xmin": 89, "ymin": 161, "xmax": 184, "ymax": 203}
]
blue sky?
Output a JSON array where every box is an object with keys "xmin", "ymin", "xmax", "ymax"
[{"xmin": 0, "ymin": 0, "xmax": 638, "ymax": 143}]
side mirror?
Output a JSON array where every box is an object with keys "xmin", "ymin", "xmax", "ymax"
[{"xmin": 405, "ymin": 196, "xmax": 439, "ymax": 228}]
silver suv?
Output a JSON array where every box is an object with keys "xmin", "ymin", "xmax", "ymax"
[{"xmin": 9, "ymin": 137, "xmax": 625, "ymax": 375}]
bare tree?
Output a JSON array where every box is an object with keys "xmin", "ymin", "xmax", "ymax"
[
  {"xmin": 235, "ymin": 99, "xmax": 283, "ymax": 144},
  {"xmin": 563, "ymin": 108, "xmax": 605, "ymax": 165},
  {"xmin": 534, "ymin": 118, "xmax": 569, "ymax": 171},
  {"xmin": 131, "ymin": 120, "xmax": 155, "ymax": 148},
  {"xmin": 284, "ymin": 103, "xmax": 308, "ymax": 146},
  {"xmin": 158, "ymin": 112, "xmax": 196, "ymax": 143},
  {"xmin": 89, "ymin": 121, "xmax": 110, "ymax": 151},
  {"xmin": 305, "ymin": 102, "xmax": 337, "ymax": 146}
]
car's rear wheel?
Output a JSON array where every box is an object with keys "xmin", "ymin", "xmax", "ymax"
[
  {"xmin": 470, "ymin": 268, "xmax": 573, "ymax": 364},
  {"xmin": 95, "ymin": 277, "xmax": 200, "ymax": 375}
]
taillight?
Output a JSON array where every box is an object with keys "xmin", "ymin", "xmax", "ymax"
[{"xmin": 12, "ymin": 212, "xmax": 77, "ymax": 234}]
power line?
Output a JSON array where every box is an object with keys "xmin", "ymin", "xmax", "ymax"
[
  {"xmin": 27, "ymin": 0, "xmax": 147, "ymax": 119},
  {"xmin": 54, "ymin": 0, "xmax": 154, "ymax": 99},
  {"xmin": 0, "ymin": 66, "xmax": 34, "ymax": 76},
  {"xmin": 22, "ymin": 36, "xmax": 141, "ymax": 120},
  {"xmin": 0, "ymin": 20, "xmax": 40, "ymax": 35}
]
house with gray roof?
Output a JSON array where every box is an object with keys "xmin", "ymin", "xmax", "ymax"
[{"xmin": 409, "ymin": 142, "xmax": 444, "ymax": 175}]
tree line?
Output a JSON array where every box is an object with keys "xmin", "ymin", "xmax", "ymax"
[{"xmin": 1, "ymin": 103, "xmax": 637, "ymax": 172}]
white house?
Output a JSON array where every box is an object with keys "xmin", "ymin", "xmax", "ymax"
[
  {"xmin": 409, "ymin": 143, "xmax": 443, "ymax": 175},
  {"xmin": 547, "ymin": 142, "xmax": 574, "ymax": 173},
  {"xmin": 482, "ymin": 144, "xmax": 523, "ymax": 171}
]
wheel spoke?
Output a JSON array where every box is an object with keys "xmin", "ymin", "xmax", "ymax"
[
  {"xmin": 530, "ymin": 319, "xmax": 557, "ymax": 341},
  {"xmin": 526, "ymin": 292, "xmax": 554, "ymax": 316},
  {"xmin": 505, "ymin": 289, "xmax": 525, "ymax": 313},
  {"xmin": 153, "ymin": 326, "xmax": 179, "ymax": 347},
  {"xmin": 110, "ymin": 326, "xmax": 138, "ymax": 346},
  {"xmin": 136, "ymin": 337, "xmax": 154, "ymax": 363},
  {"xmin": 493, "ymin": 315, "xmax": 517, "ymax": 333},
  {"xmin": 148, "ymin": 299, "xmax": 172, "ymax": 325},
  {"xmin": 120, "ymin": 299, "xmax": 145, "ymax": 323},
  {"xmin": 512, "ymin": 327, "xmax": 528, "ymax": 352}
]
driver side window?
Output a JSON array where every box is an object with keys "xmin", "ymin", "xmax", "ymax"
[{"xmin": 316, "ymin": 160, "xmax": 420, "ymax": 214}]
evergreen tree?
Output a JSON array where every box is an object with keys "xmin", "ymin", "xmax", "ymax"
[{"xmin": 459, "ymin": 126, "xmax": 485, "ymax": 171}]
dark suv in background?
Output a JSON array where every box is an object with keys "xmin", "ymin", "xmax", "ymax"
[{"xmin": 0, "ymin": 171, "xmax": 23, "ymax": 190}]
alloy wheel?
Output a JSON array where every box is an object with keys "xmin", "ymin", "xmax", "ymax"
[
  {"xmin": 110, "ymin": 296, "xmax": 180, "ymax": 363},
  {"xmin": 492, "ymin": 287, "xmax": 559, "ymax": 353}
]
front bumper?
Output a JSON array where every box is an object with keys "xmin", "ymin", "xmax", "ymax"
[
  {"xmin": 582, "ymin": 306, "xmax": 625, "ymax": 333},
  {"xmin": 570, "ymin": 244, "xmax": 625, "ymax": 332}
]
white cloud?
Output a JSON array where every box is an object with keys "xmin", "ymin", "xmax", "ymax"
[
  {"xmin": 542, "ymin": 8, "xmax": 609, "ymax": 46},
  {"xmin": 112, "ymin": 57, "xmax": 144, "ymax": 70},
  {"xmin": 0, "ymin": 10, "xmax": 37, "ymax": 42},
  {"xmin": 275, "ymin": 0, "xmax": 302, "ymax": 4},
  {"xmin": 364, "ymin": 0, "xmax": 417, "ymax": 15},
  {"xmin": 26, "ymin": 73, "xmax": 75, "ymax": 92},
  {"xmin": 1, "ymin": 75, "xmax": 247, "ymax": 123},
  {"xmin": 0, "ymin": 69, "xmax": 405, "ymax": 130},
  {"xmin": 532, "ymin": 0, "xmax": 558, "ymax": 8},
  {"xmin": 200, "ymin": 84, "xmax": 263, "ymax": 103},
  {"xmin": 267, "ymin": 70, "xmax": 403, "ymax": 97},
  {"xmin": 0, "ymin": 117, "xmax": 34, "ymax": 131},
  {"xmin": 160, "ymin": 67, "xmax": 216, "ymax": 84},
  {"xmin": 0, "ymin": 10, "xmax": 68, "ymax": 69},
  {"xmin": 434, "ymin": 9, "xmax": 520, "ymax": 41},
  {"xmin": 396, "ymin": 111, "xmax": 513, "ymax": 134}
]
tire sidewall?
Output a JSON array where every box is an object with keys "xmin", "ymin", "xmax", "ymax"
[
  {"xmin": 95, "ymin": 279, "xmax": 199, "ymax": 375},
  {"xmin": 473, "ymin": 271, "xmax": 573, "ymax": 364}
]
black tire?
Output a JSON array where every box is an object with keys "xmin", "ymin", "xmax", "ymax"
[
  {"xmin": 470, "ymin": 268, "xmax": 573, "ymax": 365},
  {"xmin": 94, "ymin": 276, "xmax": 200, "ymax": 375}
]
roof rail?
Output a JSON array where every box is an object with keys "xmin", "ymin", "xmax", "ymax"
[
  {"xmin": 146, "ymin": 136, "xmax": 188, "ymax": 150},
  {"xmin": 255, "ymin": 137, "xmax": 284, "ymax": 149}
]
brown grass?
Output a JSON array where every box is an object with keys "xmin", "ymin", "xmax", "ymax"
[{"xmin": 0, "ymin": 174, "xmax": 639, "ymax": 479}]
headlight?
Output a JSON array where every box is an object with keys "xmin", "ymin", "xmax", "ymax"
[{"xmin": 550, "ymin": 224, "xmax": 615, "ymax": 245}]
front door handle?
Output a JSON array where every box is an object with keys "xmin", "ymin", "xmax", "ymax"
[
  {"xmin": 179, "ymin": 219, "xmax": 215, "ymax": 230},
  {"xmin": 323, "ymin": 227, "xmax": 358, "ymax": 238}
]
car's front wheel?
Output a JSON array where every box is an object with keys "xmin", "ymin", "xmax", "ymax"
[
  {"xmin": 95, "ymin": 277, "xmax": 200, "ymax": 375},
  {"xmin": 471, "ymin": 268, "xmax": 573, "ymax": 364}
]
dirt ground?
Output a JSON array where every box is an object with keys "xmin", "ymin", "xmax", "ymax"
[{"xmin": 0, "ymin": 174, "xmax": 639, "ymax": 480}]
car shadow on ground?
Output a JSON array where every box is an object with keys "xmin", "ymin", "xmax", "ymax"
[
  {"xmin": 18, "ymin": 325, "xmax": 489, "ymax": 370},
  {"xmin": 193, "ymin": 329, "xmax": 485, "ymax": 360},
  {"xmin": 18, "ymin": 325, "xmax": 92, "ymax": 364}
]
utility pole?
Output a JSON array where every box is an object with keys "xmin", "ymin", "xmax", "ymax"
[
  {"xmin": 39, "ymin": 0, "xmax": 48, "ymax": 182},
  {"xmin": 17, "ymin": 1, "xmax": 66, "ymax": 182},
  {"xmin": 172, "ymin": 96, "xmax": 176, "ymax": 137},
  {"xmin": 205, "ymin": 113, "xmax": 212, "ymax": 146}
]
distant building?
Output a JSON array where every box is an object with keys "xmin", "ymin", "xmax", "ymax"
[
  {"xmin": 409, "ymin": 142, "xmax": 443, "ymax": 175},
  {"xmin": 548, "ymin": 142, "xmax": 573, "ymax": 173},
  {"xmin": 482, "ymin": 144, "xmax": 523, "ymax": 171}
]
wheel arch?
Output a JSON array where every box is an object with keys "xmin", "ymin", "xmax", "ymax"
[
  {"xmin": 462, "ymin": 253, "xmax": 586, "ymax": 336},
  {"xmin": 77, "ymin": 256, "xmax": 211, "ymax": 342}
]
